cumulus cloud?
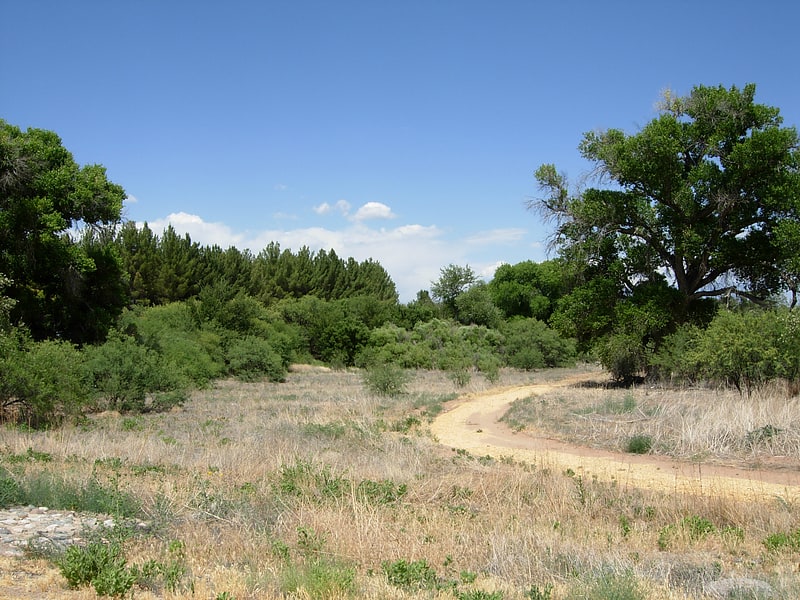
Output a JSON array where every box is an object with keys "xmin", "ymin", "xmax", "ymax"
[
  {"xmin": 314, "ymin": 199, "xmax": 351, "ymax": 216},
  {"xmin": 352, "ymin": 201, "xmax": 396, "ymax": 221},
  {"xmin": 144, "ymin": 212, "xmax": 246, "ymax": 249}
]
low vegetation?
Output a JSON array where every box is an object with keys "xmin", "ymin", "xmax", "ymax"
[{"xmin": 0, "ymin": 367, "xmax": 798, "ymax": 598}]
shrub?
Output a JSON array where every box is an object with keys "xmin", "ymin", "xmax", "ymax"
[
  {"xmin": 0, "ymin": 334, "xmax": 90, "ymax": 426},
  {"xmin": 501, "ymin": 318, "xmax": 576, "ymax": 369},
  {"xmin": 692, "ymin": 309, "xmax": 781, "ymax": 394},
  {"xmin": 596, "ymin": 333, "xmax": 648, "ymax": 384},
  {"xmin": 382, "ymin": 558, "xmax": 438, "ymax": 591},
  {"xmin": 362, "ymin": 364, "xmax": 410, "ymax": 397},
  {"xmin": 58, "ymin": 541, "xmax": 134, "ymax": 597},
  {"xmin": 84, "ymin": 330, "xmax": 187, "ymax": 412},
  {"xmin": 625, "ymin": 434, "xmax": 653, "ymax": 454},
  {"xmin": 226, "ymin": 335, "xmax": 287, "ymax": 382}
]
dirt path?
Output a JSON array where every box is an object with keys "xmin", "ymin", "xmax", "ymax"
[{"xmin": 430, "ymin": 373, "xmax": 800, "ymax": 502}]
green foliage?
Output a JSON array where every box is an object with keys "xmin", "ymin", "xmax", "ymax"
[
  {"xmin": 681, "ymin": 515, "xmax": 716, "ymax": 541},
  {"xmin": 500, "ymin": 318, "xmax": 576, "ymax": 369},
  {"xmin": 596, "ymin": 333, "xmax": 649, "ymax": 384},
  {"xmin": 457, "ymin": 591, "xmax": 503, "ymax": 600},
  {"xmin": 356, "ymin": 478, "xmax": 407, "ymax": 505},
  {"xmin": 566, "ymin": 570, "xmax": 643, "ymax": 600},
  {"xmin": 649, "ymin": 324, "xmax": 703, "ymax": 382},
  {"xmin": 226, "ymin": 335, "xmax": 287, "ymax": 382},
  {"xmin": 454, "ymin": 282, "xmax": 503, "ymax": 328},
  {"xmin": 625, "ymin": 435, "xmax": 653, "ymax": 454},
  {"xmin": 0, "ymin": 331, "xmax": 89, "ymax": 426},
  {"xmin": 490, "ymin": 259, "xmax": 567, "ymax": 320},
  {"xmin": 534, "ymin": 84, "xmax": 800, "ymax": 310},
  {"xmin": 84, "ymin": 330, "xmax": 187, "ymax": 412},
  {"xmin": 691, "ymin": 309, "xmax": 782, "ymax": 394},
  {"xmin": 10, "ymin": 470, "xmax": 140, "ymax": 517},
  {"xmin": 279, "ymin": 557, "xmax": 356, "ymax": 599},
  {"xmin": 57, "ymin": 541, "xmax": 133, "ymax": 597},
  {"xmin": 0, "ymin": 120, "xmax": 126, "ymax": 343},
  {"xmin": 763, "ymin": 529, "xmax": 800, "ymax": 552},
  {"xmin": 525, "ymin": 584, "xmax": 554, "ymax": 600},
  {"xmin": 359, "ymin": 319, "xmax": 503, "ymax": 384},
  {"xmin": 362, "ymin": 364, "xmax": 410, "ymax": 397},
  {"xmin": 382, "ymin": 558, "xmax": 438, "ymax": 591},
  {"xmin": 431, "ymin": 264, "xmax": 479, "ymax": 318}
]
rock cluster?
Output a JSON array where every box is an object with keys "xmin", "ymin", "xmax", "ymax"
[{"xmin": 0, "ymin": 506, "xmax": 117, "ymax": 557}]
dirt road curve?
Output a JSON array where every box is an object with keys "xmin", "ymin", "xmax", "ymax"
[{"xmin": 430, "ymin": 373, "xmax": 800, "ymax": 502}]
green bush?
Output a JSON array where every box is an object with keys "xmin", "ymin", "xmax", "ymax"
[
  {"xmin": 226, "ymin": 335, "xmax": 287, "ymax": 382},
  {"xmin": 500, "ymin": 318, "xmax": 576, "ymax": 369},
  {"xmin": 120, "ymin": 303, "xmax": 225, "ymax": 387},
  {"xmin": 362, "ymin": 364, "xmax": 410, "ymax": 397},
  {"xmin": 692, "ymin": 309, "xmax": 781, "ymax": 394},
  {"xmin": 382, "ymin": 558, "xmax": 438, "ymax": 591},
  {"xmin": 596, "ymin": 333, "xmax": 648, "ymax": 384},
  {"xmin": 0, "ymin": 332, "xmax": 90, "ymax": 426},
  {"xmin": 625, "ymin": 434, "xmax": 653, "ymax": 454},
  {"xmin": 649, "ymin": 324, "xmax": 702, "ymax": 383},
  {"xmin": 84, "ymin": 330, "xmax": 187, "ymax": 412},
  {"xmin": 58, "ymin": 541, "xmax": 134, "ymax": 597}
]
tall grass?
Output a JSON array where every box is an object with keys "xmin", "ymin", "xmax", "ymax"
[{"xmin": 1, "ymin": 366, "xmax": 798, "ymax": 599}]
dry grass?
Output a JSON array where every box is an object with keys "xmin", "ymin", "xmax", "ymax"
[
  {"xmin": 504, "ymin": 378, "xmax": 800, "ymax": 467},
  {"xmin": 0, "ymin": 366, "xmax": 798, "ymax": 599}
]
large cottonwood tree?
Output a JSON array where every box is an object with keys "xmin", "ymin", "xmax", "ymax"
[
  {"xmin": 0, "ymin": 120, "xmax": 126, "ymax": 341},
  {"xmin": 533, "ymin": 84, "xmax": 800, "ymax": 311}
]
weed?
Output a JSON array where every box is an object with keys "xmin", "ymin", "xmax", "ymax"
[
  {"xmin": 296, "ymin": 526, "xmax": 326, "ymax": 559},
  {"xmin": 525, "ymin": 583, "xmax": 554, "ymax": 600},
  {"xmin": 682, "ymin": 515, "xmax": 716, "ymax": 541},
  {"xmin": 625, "ymin": 434, "xmax": 652, "ymax": 454},
  {"xmin": 566, "ymin": 570, "xmax": 644, "ymax": 600},
  {"xmin": 57, "ymin": 541, "xmax": 133, "ymax": 596},
  {"xmin": 619, "ymin": 514, "xmax": 632, "ymax": 538},
  {"xmin": 120, "ymin": 417, "xmax": 143, "ymax": 432},
  {"xmin": 382, "ymin": 558, "xmax": 438, "ymax": 591},
  {"xmin": 763, "ymin": 529, "xmax": 800, "ymax": 552},
  {"xmin": 356, "ymin": 478, "xmax": 407, "ymax": 505},
  {"xmin": 279, "ymin": 558, "xmax": 356, "ymax": 599},
  {"xmin": 3, "ymin": 447, "xmax": 53, "ymax": 464},
  {"xmin": 457, "ymin": 591, "xmax": 503, "ymax": 600}
]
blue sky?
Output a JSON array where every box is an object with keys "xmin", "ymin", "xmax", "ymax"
[{"xmin": 3, "ymin": 1, "xmax": 799, "ymax": 301}]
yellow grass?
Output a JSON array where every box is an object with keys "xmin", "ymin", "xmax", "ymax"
[{"xmin": 0, "ymin": 366, "xmax": 798, "ymax": 599}]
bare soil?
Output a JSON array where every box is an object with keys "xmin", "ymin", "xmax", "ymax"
[{"xmin": 430, "ymin": 371, "xmax": 800, "ymax": 502}]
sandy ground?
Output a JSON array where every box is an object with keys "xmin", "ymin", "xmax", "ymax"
[{"xmin": 430, "ymin": 372, "xmax": 800, "ymax": 503}]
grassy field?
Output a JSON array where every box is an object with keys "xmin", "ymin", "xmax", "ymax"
[{"xmin": 1, "ymin": 365, "xmax": 799, "ymax": 599}]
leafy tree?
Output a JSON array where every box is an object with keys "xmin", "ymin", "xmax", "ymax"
[
  {"xmin": 430, "ymin": 264, "xmax": 479, "ymax": 318},
  {"xmin": 532, "ymin": 84, "xmax": 800, "ymax": 312},
  {"xmin": 0, "ymin": 120, "xmax": 126, "ymax": 341},
  {"xmin": 489, "ymin": 259, "xmax": 568, "ymax": 320},
  {"xmin": 454, "ymin": 282, "xmax": 503, "ymax": 328}
]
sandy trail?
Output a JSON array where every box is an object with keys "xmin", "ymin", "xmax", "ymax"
[{"xmin": 430, "ymin": 373, "xmax": 800, "ymax": 502}]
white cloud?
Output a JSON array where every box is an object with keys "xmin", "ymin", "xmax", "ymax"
[
  {"xmin": 144, "ymin": 212, "xmax": 246, "ymax": 249},
  {"xmin": 465, "ymin": 228, "xmax": 527, "ymax": 245},
  {"xmin": 352, "ymin": 201, "xmax": 396, "ymax": 221},
  {"xmin": 314, "ymin": 199, "xmax": 351, "ymax": 216},
  {"xmin": 124, "ymin": 194, "xmax": 138, "ymax": 204}
]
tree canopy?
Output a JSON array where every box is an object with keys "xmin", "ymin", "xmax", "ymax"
[
  {"xmin": 533, "ymin": 84, "xmax": 800, "ymax": 312},
  {"xmin": 0, "ymin": 120, "xmax": 126, "ymax": 342}
]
